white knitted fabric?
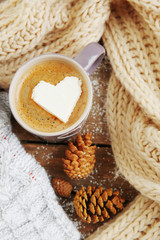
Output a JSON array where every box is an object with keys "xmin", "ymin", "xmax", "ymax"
[{"xmin": 0, "ymin": 92, "xmax": 81, "ymax": 240}]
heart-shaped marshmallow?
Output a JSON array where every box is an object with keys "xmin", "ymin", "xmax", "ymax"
[{"xmin": 32, "ymin": 77, "xmax": 82, "ymax": 123}]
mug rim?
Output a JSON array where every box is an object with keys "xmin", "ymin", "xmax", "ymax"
[{"xmin": 9, "ymin": 53, "xmax": 93, "ymax": 137}]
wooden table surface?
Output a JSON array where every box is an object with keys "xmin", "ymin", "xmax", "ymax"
[{"xmin": 9, "ymin": 55, "xmax": 138, "ymax": 239}]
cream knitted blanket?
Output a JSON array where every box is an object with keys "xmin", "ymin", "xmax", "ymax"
[
  {"xmin": 0, "ymin": 92, "xmax": 81, "ymax": 240},
  {"xmin": 1, "ymin": 0, "xmax": 160, "ymax": 239}
]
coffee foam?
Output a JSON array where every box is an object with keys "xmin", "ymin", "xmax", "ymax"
[{"xmin": 15, "ymin": 60, "xmax": 88, "ymax": 133}]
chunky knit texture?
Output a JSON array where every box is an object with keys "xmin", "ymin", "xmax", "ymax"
[
  {"xmin": 1, "ymin": 0, "xmax": 160, "ymax": 239},
  {"xmin": 0, "ymin": 0, "xmax": 109, "ymax": 89},
  {"xmin": 87, "ymin": 0, "xmax": 160, "ymax": 239},
  {"xmin": 0, "ymin": 92, "xmax": 80, "ymax": 240}
]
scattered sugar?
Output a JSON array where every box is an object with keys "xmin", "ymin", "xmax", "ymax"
[
  {"xmin": 58, "ymin": 197, "xmax": 92, "ymax": 238},
  {"xmin": 30, "ymin": 56, "xmax": 138, "ymax": 238},
  {"xmin": 82, "ymin": 56, "xmax": 111, "ymax": 141},
  {"xmin": 33, "ymin": 145, "xmax": 54, "ymax": 165},
  {"xmin": 56, "ymin": 144, "xmax": 137, "ymax": 239}
]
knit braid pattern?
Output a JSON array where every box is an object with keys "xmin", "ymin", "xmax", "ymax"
[
  {"xmin": 0, "ymin": 0, "xmax": 109, "ymax": 89},
  {"xmin": 104, "ymin": 0, "xmax": 160, "ymax": 203},
  {"xmin": 1, "ymin": 0, "xmax": 160, "ymax": 239},
  {"xmin": 87, "ymin": 195, "xmax": 160, "ymax": 240},
  {"xmin": 87, "ymin": 0, "xmax": 160, "ymax": 239}
]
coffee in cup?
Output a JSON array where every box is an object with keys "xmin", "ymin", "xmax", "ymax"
[
  {"xmin": 9, "ymin": 43, "xmax": 105, "ymax": 142},
  {"xmin": 15, "ymin": 59, "xmax": 88, "ymax": 133}
]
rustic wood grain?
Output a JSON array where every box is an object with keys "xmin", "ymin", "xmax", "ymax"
[
  {"xmin": 1, "ymin": 54, "xmax": 138, "ymax": 239},
  {"xmin": 11, "ymin": 56, "xmax": 111, "ymax": 145},
  {"xmin": 23, "ymin": 143, "xmax": 138, "ymax": 199},
  {"xmin": 23, "ymin": 143, "xmax": 138, "ymax": 238}
]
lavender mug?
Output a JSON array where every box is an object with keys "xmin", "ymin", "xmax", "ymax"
[{"xmin": 9, "ymin": 42, "xmax": 105, "ymax": 142}]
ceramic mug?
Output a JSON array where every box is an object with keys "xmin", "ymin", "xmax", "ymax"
[{"xmin": 9, "ymin": 42, "xmax": 105, "ymax": 142}]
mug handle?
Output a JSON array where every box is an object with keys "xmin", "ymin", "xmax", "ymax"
[{"xmin": 74, "ymin": 42, "xmax": 105, "ymax": 75}]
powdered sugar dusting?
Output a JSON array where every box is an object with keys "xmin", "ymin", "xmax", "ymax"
[
  {"xmin": 56, "ymin": 146, "xmax": 138, "ymax": 239},
  {"xmin": 27, "ymin": 55, "xmax": 138, "ymax": 239},
  {"xmin": 33, "ymin": 145, "xmax": 54, "ymax": 165},
  {"xmin": 82, "ymin": 56, "xmax": 112, "ymax": 142}
]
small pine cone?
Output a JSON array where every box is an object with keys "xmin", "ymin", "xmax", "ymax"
[
  {"xmin": 52, "ymin": 178, "xmax": 73, "ymax": 198},
  {"xmin": 62, "ymin": 133, "xmax": 96, "ymax": 179},
  {"xmin": 73, "ymin": 186, "xmax": 125, "ymax": 224}
]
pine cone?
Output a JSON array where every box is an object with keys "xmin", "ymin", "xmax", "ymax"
[
  {"xmin": 52, "ymin": 178, "xmax": 73, "ymax": 198},
  {"xmin": 62, "ymin": 133, "xmax": 96, "ymax": 179},
  {"xmin": 73, "ymin": 186, "xmax": 125, "ymax": 224}
]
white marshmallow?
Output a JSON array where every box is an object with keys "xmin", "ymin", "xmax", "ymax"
[{"xmin": 31, "ymin": 77, "xmax": 82, "ymax": 123}]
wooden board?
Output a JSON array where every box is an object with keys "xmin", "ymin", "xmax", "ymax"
[
  {"xmin": 23, "ymin": 143, "xmax": 138, "ymax": 238},
  {"xmin": 3, "ymin": 55, "xmax": 138, "ymax": 239}
]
